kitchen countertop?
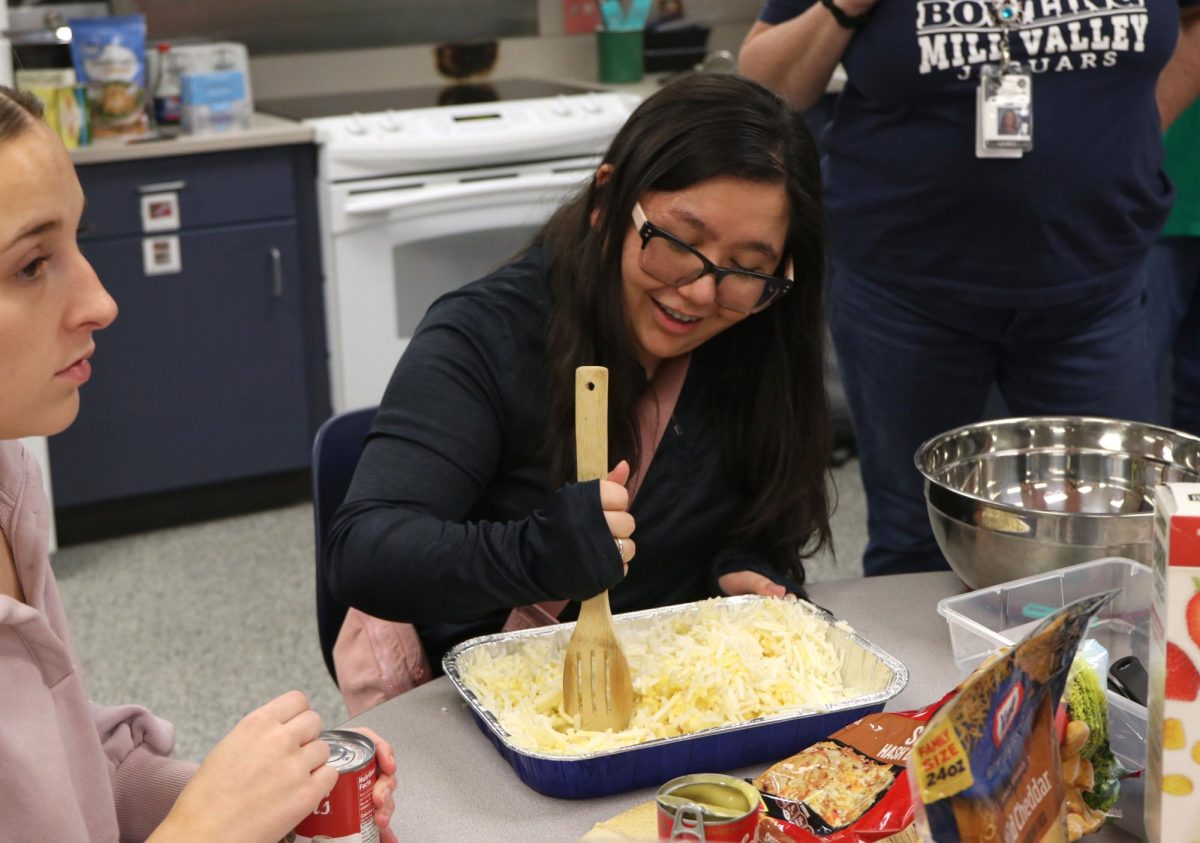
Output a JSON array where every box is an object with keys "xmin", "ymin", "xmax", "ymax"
[
  {"xmin": 68, "ymin": 112, "xmax": 314, "ymax": 166},
  {"xmin": 65, "ymin": 65, "xmax": 843, "ymax": 167},
  {"xmin": 343, "ymin": 572, "xmax": 1140, "ymax": 843}
]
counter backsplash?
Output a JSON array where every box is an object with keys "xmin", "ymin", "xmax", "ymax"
[{"xmin": 248, "ymin": 21, "xmax": 753, "ymax": 102}]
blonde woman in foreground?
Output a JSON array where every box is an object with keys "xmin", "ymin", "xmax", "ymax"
[{"xmin": 0, "ymin": 85, "xmax": 398, "ymax": 843}]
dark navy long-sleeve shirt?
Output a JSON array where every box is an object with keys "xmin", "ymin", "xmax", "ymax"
[{"xmin": 326, "ymin": 249, "xmax": 789, "ymax": 669}]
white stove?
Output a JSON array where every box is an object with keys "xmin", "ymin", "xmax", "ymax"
[
  {"xmin": 309, "ymin": 91, "xmax": 637, "ymax": 182},
  {"xmin": 262, "ymin": 83, "xmax": 639, "ymax": 413}
]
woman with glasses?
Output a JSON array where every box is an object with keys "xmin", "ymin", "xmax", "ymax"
[{"xmin": 327, "ymin": 73, "xmax": 832, "ymax": 678}]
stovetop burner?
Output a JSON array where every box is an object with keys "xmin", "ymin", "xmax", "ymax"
[{"xmin": 258, "ymin": 78, "xmax": 601, "ymax": 121}]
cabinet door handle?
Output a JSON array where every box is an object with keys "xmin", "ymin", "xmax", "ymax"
[
  {"xmin": 269, "ymin": 248, "xmax": 284, "ymax": 298},
  {"xmin": 137, "ymin": 180, "xmax": 187, "ymax": 194}
]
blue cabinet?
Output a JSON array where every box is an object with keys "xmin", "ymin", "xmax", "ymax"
[{"xmin": 49, "ymin": 144, "xmax": 331, "ymax": 512}]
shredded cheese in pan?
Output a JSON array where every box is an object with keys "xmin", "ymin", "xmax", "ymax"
[{"xmin": 458, "ymin": 598, "xmax": 859, "ymax": 755}]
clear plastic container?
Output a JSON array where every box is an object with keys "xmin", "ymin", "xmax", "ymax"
[
  {"xmin": 937, "ymin": 557, "xmax": 1151, "ymax": 674},
  {"xmin": 937, "ymin": 557, "xmax": 1150, "ymax": 835}
]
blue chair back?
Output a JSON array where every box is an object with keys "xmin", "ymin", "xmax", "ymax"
[{"xmin": 311, "ymin": 406, "xmax": 377, "ymax": 683}]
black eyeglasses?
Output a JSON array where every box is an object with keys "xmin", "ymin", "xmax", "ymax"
[{"xmin": 632, "ymin": 202, "xmax": 794, "ymax": 315}]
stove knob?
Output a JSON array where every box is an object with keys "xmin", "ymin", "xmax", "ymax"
[
  {"xmin": 346, "ymin": 113, "xmax": 369, "ymax": 136},
  {"xmin": 379, "ymin": 111, "xmax": 403, "ymax": 132},
  {"xmin": 551, "ymin": 95, "xmax": 574, "ymax": 117},
  {"xmin": 582, "ymin": 93, "xmax": 604, "ymax": 114}
]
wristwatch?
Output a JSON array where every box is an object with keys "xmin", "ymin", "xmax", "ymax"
[{"xmin": 819, "ymin": 0, "xmax": 872, "ymax": 28}]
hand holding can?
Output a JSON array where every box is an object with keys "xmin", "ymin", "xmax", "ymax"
[
  {"xmin": 293, "ymin": 731, "xmax": 382, "ymax": 843},
  {"xmin": 343, "ymin": 728, "xmax": 398, "ymax": 843},
  {"xmin": 155, "ymin": 690, "xmax": 336, "ymax": 842}
]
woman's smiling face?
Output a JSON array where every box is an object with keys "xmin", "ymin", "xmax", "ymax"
[{"xmin": 618, "ymin": 175, "xmax": 790, "ymax": 376}]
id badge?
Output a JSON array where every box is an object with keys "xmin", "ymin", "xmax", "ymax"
[{"xmin": 976, "ymin": 63, "xmax": 1033, "ymax": 158}]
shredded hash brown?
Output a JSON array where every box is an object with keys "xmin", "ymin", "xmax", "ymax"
[{"xmin": 457, "ymin": 598, "xmax": 862, "ymax": 755}]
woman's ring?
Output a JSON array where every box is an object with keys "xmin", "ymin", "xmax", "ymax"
[{"xmin": 615, "ymin": 537, "xmax": 625, "ymax": 557}]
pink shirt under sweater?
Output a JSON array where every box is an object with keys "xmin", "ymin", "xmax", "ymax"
[{"xmin": 0, "ymin": 440, "xmax": 196, "ymax": 842}]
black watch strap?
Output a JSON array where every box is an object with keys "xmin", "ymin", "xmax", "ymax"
[{"xmin": 818, "ymin": 0, "xmax": 872, "ymax": 28}]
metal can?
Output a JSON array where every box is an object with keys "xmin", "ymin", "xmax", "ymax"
[
  {"xmin": 656, "ymin": 773, "xmax": 762, "ymax": 842},
  {"xmin": 292, "ymin": 730, "xmax": 379, "ymax": 843}
]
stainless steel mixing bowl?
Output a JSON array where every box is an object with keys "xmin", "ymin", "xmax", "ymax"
[{"xmin": 914, "ymin": 417, "xmax": 1200, "ymax": 589}]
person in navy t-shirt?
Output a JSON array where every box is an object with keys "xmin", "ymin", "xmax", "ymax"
[{"xmin": 741, "ymin": 0, "xmax": 1200, "ymax": 576}]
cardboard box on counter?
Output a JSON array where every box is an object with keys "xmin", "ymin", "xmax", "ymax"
[
  {"xmin": 15, "ymin": 68, "xmax": 89, "ymax": 148},
  {"xmin": 168, "ymin": 42, "xmax": 253, "ymax": 135},
  {"xmin": 1147, "ymin": 482, "xmax": 1200, "ymax": 841},
  {"xmin": 181, "ymin": 69, "xmax": 251, "ymax": 134}
]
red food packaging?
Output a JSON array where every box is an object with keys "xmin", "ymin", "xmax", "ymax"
[
  {"xmin": 293, "ymin": 730, "xmax": 378, "ymax": 843},
  {"xmin": 755, "ymin": 690, "xmax": 958, "ymax": 843},
  {"xmin": 1147, "ymin": 482, "xmax": 1200, "ymax": 841}
]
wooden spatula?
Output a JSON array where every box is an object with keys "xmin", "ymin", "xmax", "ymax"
[{"xmin": 562, "ymin": 366, "xmax": 634, "ymax": 731}]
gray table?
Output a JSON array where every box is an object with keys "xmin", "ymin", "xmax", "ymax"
[{"xmin": 345, "ymin": 572, "xmax": 1139, "ymax": 842}]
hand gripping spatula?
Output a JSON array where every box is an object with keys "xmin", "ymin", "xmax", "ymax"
[{"xmin": 561, "ymin": 366, "xmax": 634, "ymax": 731}]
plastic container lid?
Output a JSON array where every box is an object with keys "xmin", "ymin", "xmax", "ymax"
[{"xmin": 937, "ymin": 557, "xmax": 1150, "ymax": 836}]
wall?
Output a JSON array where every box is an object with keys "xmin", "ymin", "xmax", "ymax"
[
  {"xmin": 538, "ymin": 0, "xmax": 762, "ymax": 34},
  {"xmin": 116, "ymin": 0, "xmax": 540, "ymax": 55},
  {"xmin": 0, "ymin": 1, "xmax": 11, "ymax": 88},
  {"xmin": 102, "ymin": 0, "xmax": 762, "ymax": 100},
  {"xmin": 249, "ymin": 19, "xmax": 759, "ymax": 101},
  {"xmin": 113, "ymin": 0, "xmax": 761, "ymax": 56}
]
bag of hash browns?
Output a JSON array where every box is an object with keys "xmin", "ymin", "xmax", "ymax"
[{"xmin": 756, "ymin": 689, "xmax": 959, "ymax": 843}]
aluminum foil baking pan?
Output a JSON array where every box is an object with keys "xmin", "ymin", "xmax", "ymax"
[{"xmin": 443, "ymin": 595, "xmax": 908, "ymax": 799}]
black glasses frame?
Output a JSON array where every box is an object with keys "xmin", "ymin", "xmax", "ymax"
[{"xmin": 631, "ymin": 203, "xmax": 794, "ymax": 314}]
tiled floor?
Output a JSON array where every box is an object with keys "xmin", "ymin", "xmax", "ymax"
[{"xmin": 53, "ymin": 460, "xmax": 866, "ymax": 762}]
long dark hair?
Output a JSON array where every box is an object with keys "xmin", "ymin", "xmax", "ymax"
[
  {"xmin": 536, "ymin": 73, "xmax": 832, "ymax": 580},
  {"xmin": 0, "ymin": 86, "xmax": 44, "ymax": 141}
]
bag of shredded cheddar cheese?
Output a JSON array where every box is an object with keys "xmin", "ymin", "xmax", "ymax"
[{"xmin": 906, "ymin": 591, "xmax": 1118, "ymax": 843}]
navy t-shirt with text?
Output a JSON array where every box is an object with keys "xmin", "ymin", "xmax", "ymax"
[{"xmin": 759, "ymin": 0, "xmax": 1197, "ymax": 305}]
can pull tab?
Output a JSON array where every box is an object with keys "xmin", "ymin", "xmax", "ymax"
[{"xmin": 670, "ymin": 804, "xmax": 708, "ymax": 842}]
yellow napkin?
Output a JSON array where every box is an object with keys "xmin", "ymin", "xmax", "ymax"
[{"xmin": 581, "ymin": 800, "xmax": 658, "ymax": 840}]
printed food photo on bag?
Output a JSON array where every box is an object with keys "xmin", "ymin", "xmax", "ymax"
[
  {"xmin": 68, "ymin": 14, "xmax": 149, "ymax": 138},
  {"xmin": 1058, "ymin": 654, "xmax": 1125, "ymax": 839}
]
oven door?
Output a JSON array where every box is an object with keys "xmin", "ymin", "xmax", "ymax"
[{"xmin": 323, "ymin": 156, "xmax": 597, "ymax": 412}]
